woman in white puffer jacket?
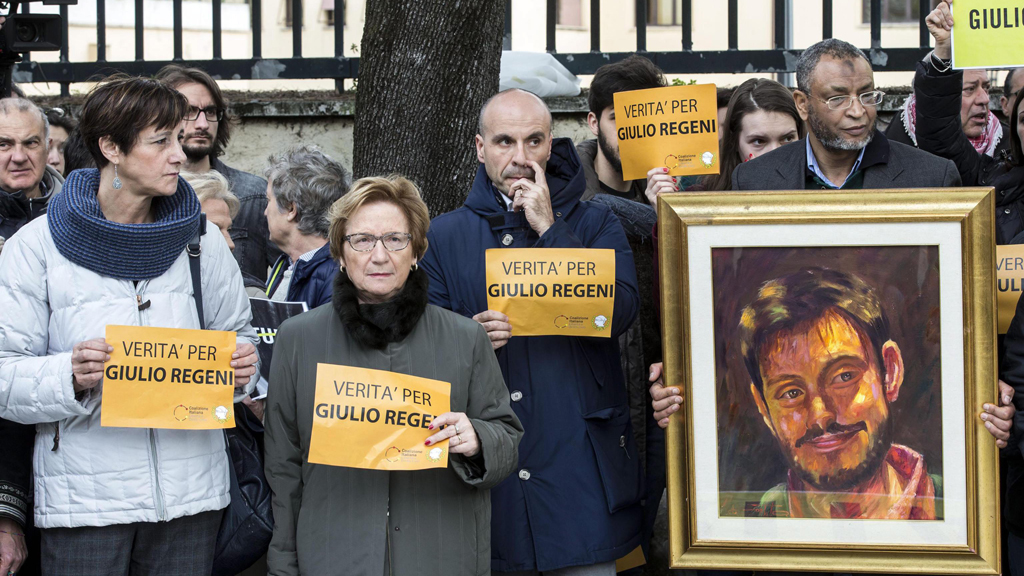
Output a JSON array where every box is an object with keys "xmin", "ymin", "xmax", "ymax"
[{"xmin": 0, "ymin": 75, "xmax": 259, "ymax": 576}]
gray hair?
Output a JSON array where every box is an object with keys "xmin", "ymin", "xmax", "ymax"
[
  {"xmin": 265, "ymin": 145, "xmax": 351, "ymax": 238},
  {"xmin": 0, "ymin": 98, "xmax": 49, "ymax": 142},
  {"xmin": 795, "ymin": 39, "xmax": 871, "ymax": 94},
  {"xmin": 182, "ymin": 170, "xmax": 239, "ymax": 219}
]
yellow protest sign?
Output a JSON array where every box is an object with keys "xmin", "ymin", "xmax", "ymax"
[
  {"xmin": 614, "ymin": 83, "xmax": 719, "ymax": 181},
  {"xmin": 997, "ymin": 244, "xmax": 1024, "ymax": 334},
  {"xmin": 308, "ymin": 364, "xmax": 452, "ymax": 471},
  {"xmin": 951, "ymin": 0, "xmax": 1024, "ymax": 69},
  {"xmin": 486, "ymin": 248, "xmax": 616, "ymax": 337},
  {"xmin": 101, "ymin": 325, "xmax": 237, "ymax": 429}
]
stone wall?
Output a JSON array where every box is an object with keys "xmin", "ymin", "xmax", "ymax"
[{"xmin": 203, "ymin": 88, "xmax": 927, "ymax": 176}]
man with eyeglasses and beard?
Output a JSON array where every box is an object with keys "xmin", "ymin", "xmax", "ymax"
[
  {"xmin": 730, "ymin": 38, "xmax": 961, "ymax": 192},
  {"xmin": 156, "ymin": 65, "xmax": 282, "ymax": 284}
]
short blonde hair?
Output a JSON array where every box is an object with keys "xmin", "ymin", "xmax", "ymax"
[
  {"xmin": 328, "ymin": 175, "xmax": 430, "ymax": 261},
  {"xmin": 183, "ymin": 170, "xmax": 239, "ymax": 219}
]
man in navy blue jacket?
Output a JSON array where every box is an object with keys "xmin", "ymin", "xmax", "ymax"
[{"xmin": 420, "ymin": 89, "xmax": 643, "ymax": 575}]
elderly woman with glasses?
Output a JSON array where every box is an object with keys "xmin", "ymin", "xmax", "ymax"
[
  {"xmin": 264, "ymin": 175, "xmax": 522, "ymax": 576},
  {"xmin": 263, "ymin": 145, "xmax": 350, "ymax": 309}
]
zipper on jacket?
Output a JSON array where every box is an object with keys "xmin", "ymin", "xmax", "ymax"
[
  {"xmin": 136, "ymin": 282, "xmax": 167, "ymax": 522},
  {"xmin": 51, "ymin": 422, "xmax": 59, "ymax": 451},
  {"xmin": 386, "ymin": 517, "xmax": 393, "ymax": 576}
]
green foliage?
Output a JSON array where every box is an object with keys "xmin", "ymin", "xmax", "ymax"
[{"xmin": 671, "ymin": 78, "xmax": 698, "ymax": 86}]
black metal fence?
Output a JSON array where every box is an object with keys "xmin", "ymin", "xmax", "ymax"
[{"xmin": 14, "ymin": 0, "xmax": 933, "ymax": 96}]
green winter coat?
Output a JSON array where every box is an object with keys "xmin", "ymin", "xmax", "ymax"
[{"xmin": 264, "ymin": 284, "xmax": 522, "ymax": 576}]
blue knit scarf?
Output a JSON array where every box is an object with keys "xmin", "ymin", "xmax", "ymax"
[{"xmin": 48, "ymin": 169, "xmax": 201, "ymax": 281}]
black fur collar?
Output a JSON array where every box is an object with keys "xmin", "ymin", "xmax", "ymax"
[{"xmin": 332, "ymin": 267, "xmax": 429, "ymax": 349}]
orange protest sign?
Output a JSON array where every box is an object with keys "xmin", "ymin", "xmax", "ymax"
[
  {"xmin": 486, "ymin": 248, "xmax": 616, "ymax": 337},
  {"xmin": 101, "ymin": 325, "xmax": 237, "ymax": 429},
  {"xmin": 308, "ymin": 364, "xmax": 452, "ymax": 471},
  {"xmin": 997, "ymin": 244, "xmax": 1024, "ymax": 334},
  {"xmin": 614, "ymin": 83, "xmax": 719, "ymax": 181}
]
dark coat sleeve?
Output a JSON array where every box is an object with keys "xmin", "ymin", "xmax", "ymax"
[
  {"xmin": 451, "ymin": 324, "xmax": 523, "ymax": 490},
  {"xmin": 1002, "ymin": 291, "xmax": 1024, "ymax": 460},
  {"xmin": 0, "ymin": 417, "xmax": 33, "ymax": 526},
  {"xmin": 533, "ymin": 210, "xmax": 640, "ymax": 339},
  {"xmin": 421, "ymin": 228, "xmax": 453, "ymax": 311},
  {"xmin": 913, "ymin": 59, "xmax": 1000, "ymax": 187},
  {"xmin": 264, "ymin": 321, "xmax": 302, "ymax": 576}
]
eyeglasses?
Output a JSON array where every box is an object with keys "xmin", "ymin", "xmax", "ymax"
[
  {"xmin": 811, "ymin": 90, "xmax": 885, "ymax": 111},
  {"xmin": 185, "ymin": 105, "xmax": 224, "ymax": 123},
  {"xmin": 344, "ymin": 232, "xmax": 413, "ymax": 252}
]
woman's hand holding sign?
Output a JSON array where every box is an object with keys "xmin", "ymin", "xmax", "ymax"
[
  {"xmin": 510, "ymin": 160, "xmax": 555, "ymax": 237},
  {"xmin": 425, "ymin": 412, "xmax": 479, "ymax": 458},
  {"xmin": 645, "ymin": 167, "xmax": 677, "ymax": 210},
  {"xmin": 71, "ymin": 338, "xmax": 113, "ymax": 393},
  {"xmin": 231, "ymin": 342, "xmax": 259, "ymax": 389}
]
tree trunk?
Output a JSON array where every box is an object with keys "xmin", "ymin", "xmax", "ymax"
[{"xmin": 353, "ymin": 0, "xmax": 505, "ymax": 217}]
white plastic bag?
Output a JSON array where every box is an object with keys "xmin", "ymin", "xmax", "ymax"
[{"xmin": 499, "ymin": 51, "xmax": 582, "ymax": 98}]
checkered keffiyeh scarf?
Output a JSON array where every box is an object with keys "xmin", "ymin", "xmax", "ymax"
[{"xmin": 901, "ymin": 93, "xmax": 1003, "ymax": 157}]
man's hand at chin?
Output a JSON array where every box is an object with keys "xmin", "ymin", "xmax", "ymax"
[{"xmin": 510, "ymin": 160, "xmax": 555, "ymax": 236}]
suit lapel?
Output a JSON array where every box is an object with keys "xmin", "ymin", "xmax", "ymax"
[{"xmin": 773, "ymin": 142, "xmax": 806, "ymax": 190}]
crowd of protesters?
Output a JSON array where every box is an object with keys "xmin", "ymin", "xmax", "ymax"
[{"xmin": 0, "ymin": 0, "xmax": 1023, "ymax": 575}]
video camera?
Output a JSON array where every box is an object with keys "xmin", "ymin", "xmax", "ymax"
[{"xmin": 0, "ymin": 0, "xmax": 77, "ymax": 97}]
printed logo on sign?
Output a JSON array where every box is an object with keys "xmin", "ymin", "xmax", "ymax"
[
  {"xmin": 215, "ymin": 405, "xmax": 229, "ymax": 423},
  {"xmin": 701, "ymin": 151, "xmax": 715, "ymax": 167},
  {"xmin": 664, "ymin": 154, "xmax": 679, "ymax": 169},
  {"xmin": 554, "ymin": 315, "xmax": 570, "ymax": 329},
  {"xmin": 171, "ymin": 405, "xmax": 212, "ymax": 422},
  {"xmin": 173, "ymin": 404, "xmax": 189, "ymax": 422},
  {"xmin": 428, "ymin": 447, "xmax": 444, "ymax": 462},
  {"xmin": 385, "ymin": 446, "xmax": 402, "ymax": 462},
  {"xmin": 593, "ymin": 315, "xmax": 608, "ymax": 330}
]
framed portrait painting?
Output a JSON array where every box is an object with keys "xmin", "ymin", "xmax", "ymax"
[{"xmin": 658, "ymin": 189, "xmax": 1000, "ymax": 573}]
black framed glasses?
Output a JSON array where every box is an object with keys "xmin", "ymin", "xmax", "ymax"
[
  {"xmin": 812, "ymin": 90, "xmax": 885, "ymax": 111},
  {"xmin": 344, "ymin": 232, "xmax": 413, "ymax": 252},
  {"xmin": 185, "ymin": 105, "xmax": 224, "ymax": 123}
]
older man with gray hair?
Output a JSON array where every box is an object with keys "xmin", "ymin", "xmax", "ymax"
[
  {"xmin": 264, "ymin": 144, "xmax": 351, "ymax": 309},
  {"xmin": 0, "ymin": 97, "xmax": 62, "ymax": 247}
]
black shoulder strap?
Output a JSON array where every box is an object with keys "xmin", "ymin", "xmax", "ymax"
[{"xmin": 188, "ymin": 214, "xmax": 207, "ymax": 330}]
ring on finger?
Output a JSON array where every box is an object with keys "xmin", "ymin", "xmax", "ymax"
[
  {"xmin": 456, "ymin": 434, "xmax": 463, "ymax": 445},
  {"xmin": 454, "ymin": 423, "xmax": 460, "ymax": 434}
]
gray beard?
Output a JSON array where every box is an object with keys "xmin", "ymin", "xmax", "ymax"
[{"xmin": 807, "ymin": 109, "xmax": 874, "ymax": 152}]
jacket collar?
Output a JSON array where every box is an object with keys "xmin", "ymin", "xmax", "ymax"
[
  {"xmin": 576, "ymin": 138, "xmax": 646, "ymax": 202},
  {"xmin": 769, "ymin": 130, "xmax": 893, "ymax": 189},
  {"xmin": 0, "ymin": 164, "xmax": 62, "ymax": 210},
  {"xmin": 266, "ymin": 242, "xmax": 332, "ymax": 297},
  {"xmin": 463, "ymin": 137, "xmax": 586, "ymax": 218}
]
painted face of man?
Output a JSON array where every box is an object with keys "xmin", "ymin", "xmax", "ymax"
[{"xmin": 751, "ymin": 308, "xmax": 903, "ymax": 491}]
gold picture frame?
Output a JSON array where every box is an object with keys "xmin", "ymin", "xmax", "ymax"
[{"xmin": 658, "ymin": 188, "xmax": 1000, "ymax": 574}]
